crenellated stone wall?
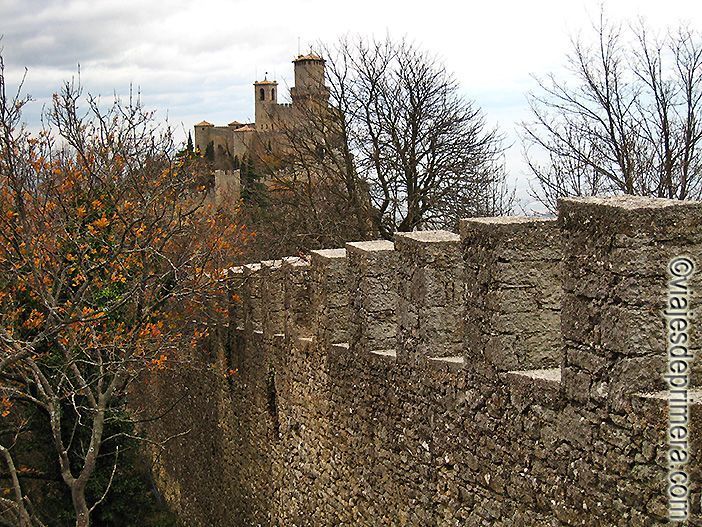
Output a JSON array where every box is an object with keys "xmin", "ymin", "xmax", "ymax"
[{"xmin": 143, "ymin": 196, "xmax": 702, "ymax": 526}]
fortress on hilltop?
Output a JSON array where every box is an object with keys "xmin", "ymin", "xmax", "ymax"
[
  {"xmin": 138, "ymin": 194, "xmax": 702, "ymax": 525},
  {"xmin": 193, "ymin": 53, "xmax": 330, "ymax": 171}
]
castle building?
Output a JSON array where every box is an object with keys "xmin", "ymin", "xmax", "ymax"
[{"xmin": 194, "ymin": 53, "xmax": 331, "ymax": 170}]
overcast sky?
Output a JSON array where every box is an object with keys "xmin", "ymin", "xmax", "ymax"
[{"xmin": 1, "ymin": 0, "xmax": 701, "ymax": 210}]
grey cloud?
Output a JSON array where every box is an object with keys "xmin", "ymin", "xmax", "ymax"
[
  {"xmin": 7, "ymin": 0, "xmax": 684, "ymax": 206},
  {"xmin": 0, "ymin": 0, "xmax": 287, "ymax": 135},
  {"xmin": 1, "ymin": 0, "xmax": 174, "ymax": 68}
]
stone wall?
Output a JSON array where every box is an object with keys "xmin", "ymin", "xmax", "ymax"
[
  {"xmin": 144, "ymin": 196, "xmax": 702, "ymax": 526},
  {"xmin": 194, "ymin": 124, "xmax": 250, "ymax": 168}
]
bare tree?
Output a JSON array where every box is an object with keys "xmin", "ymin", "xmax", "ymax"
[
  {"xmin": 254, "ymin": 36, "xmax": 512, "ymax": 248},
  {"xmin": 0, "ymin": 56, "xmax": 246, "ymax": 527},
  {"xmin": 522, "ymin": 14, "xmax": 702, "ymax": 212},
  {"xmin": 239, "ymin": 51, "xmax": 374, "ymax": 258},
  {"xmin": 348, "ymin": 37, "xmax": 513, "ymax": 234}
]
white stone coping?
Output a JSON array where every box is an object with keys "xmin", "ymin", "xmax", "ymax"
[
  {"xmin": 506, "ymin": 368, "xmax": 562, "ymax": 384},
  {"xmin": 395, "ymin": 230, "xmax": 460, "ymax": 243},
  {"xmin": 346, "ymin": 240, "xmax": 395, "ymax": 253},
  {"xmin": 635, "ymin": 388, "xmax": 702, "ymax": 406}
]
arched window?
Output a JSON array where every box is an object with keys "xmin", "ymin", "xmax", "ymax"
[
  {"xmin": 259, "ymin": 88, "xmax": 265, "ymax": 101},
  {"xmin": 271, "ymin": 88, "xmax": 275, "ymax": 101}
]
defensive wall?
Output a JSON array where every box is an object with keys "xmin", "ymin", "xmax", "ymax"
[{"xmin": 141, "ymin": 195, "xmax": 702, "ymax": 526}]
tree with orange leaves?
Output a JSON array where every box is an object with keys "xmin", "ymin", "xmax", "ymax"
[{"xmin": 0, "ymin": 55, "xmax": 250, "ymax": 527}]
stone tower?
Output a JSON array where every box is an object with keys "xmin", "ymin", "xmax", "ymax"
[
  {"xmin": 290, "ymin": 53, "xmax": 330, "ymax": 106},
  {"xmin": 254, "ymin": 76, "xmax": 278, "ymax": 131},
  {"xmin": 194, "ymin": 51, "xmax": 335, "ymax": 168}
]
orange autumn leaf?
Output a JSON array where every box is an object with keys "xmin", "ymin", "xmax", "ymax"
[
  {"xmin": 150, "ymin": 354, "xmax": 168, "ymax": 369},
  {"xmin": 1, "ymin": 397, "xmax": 13, "ymax": 418},
  {"xmin": 23, "ymin": 309, "xmax": 45, "ymax": 330},
  {"xmin": 111, "ymin": 271, "xmax": 127, "ymax": 283},
  {"xmin": 93, "ymin": 215, "xmax": 110, "ymax": 229}
]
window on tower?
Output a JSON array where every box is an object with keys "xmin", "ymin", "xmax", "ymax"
[
  {"xmin": 271, "ymin": 88, "xmax": 275, "ymax": 101},
  {"xmin": 260, "ymin": 88, "xmax": 265, "ymax": 101}
]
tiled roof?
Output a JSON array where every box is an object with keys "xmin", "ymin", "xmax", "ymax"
[
  {"xmin": 293, "ymin": 53, "xmax": 324, "ymax": 62},
  {"xmin": 195, "ymin": 120, "xmax": 214, "ymax": 127}
]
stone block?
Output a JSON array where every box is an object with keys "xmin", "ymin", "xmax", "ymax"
[
  {"xmin": 310, "ymin": 248, "xmax": 349, "ymax": 345},
  {"xmin": 559, "ymin": 196, "xmax": 702, "ymax": 410},
  {"xmin": 461, "ymin": 216, "xmax": 562, "ymax": 374},
  {"xmin": 346, "ymin": 240, "xmax": 398, "ymax": 354},
  {"xmin": 395, "ymin": 230, "xmax": 462, "ymax": 361},
  {"xmin": 244, "ymin": 263, "xmax": 263, "ymax": 332},
  {"xmin": 261, "ymin": 259, "xmax": 285, "ymax": 337},
  {"xmin": 282, "ymin": 256, "xmax": 311, "ymax": 339}
]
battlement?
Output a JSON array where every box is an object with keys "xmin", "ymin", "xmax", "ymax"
[
  {"xmin": 146, "ymin": 196, "xmax": 702, "ymax": 525},
  {"xmin": 236, "ymin": 196, "xmax": 701, "ymax": 399}
]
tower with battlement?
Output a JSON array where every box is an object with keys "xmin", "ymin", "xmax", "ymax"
[{"xmin": 290, "ymin": 53, "xmax": 330, "ymax": 106}]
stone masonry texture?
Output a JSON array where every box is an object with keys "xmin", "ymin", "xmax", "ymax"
[
  {"xmin": 461, "ymin": 216, "xmax": 562, "ymax": 377},
  {"xmin": 141, "ymin": 196, "xmax": 702, "ymax": 526}
]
